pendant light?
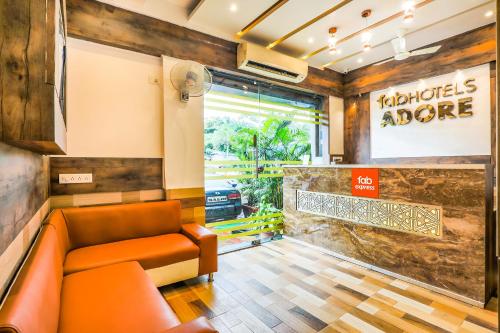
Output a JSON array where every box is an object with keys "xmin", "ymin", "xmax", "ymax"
[
  {"xmin": 361, "ymin": 10, "xmax": 372, "ymax": 52},
  {"xmin": 402, "ymin": 0, "xmax": 416, "ymax": 23},
  {"xmin": 328, "ymin": 27, "xmax": 338, "ymax": 55}
]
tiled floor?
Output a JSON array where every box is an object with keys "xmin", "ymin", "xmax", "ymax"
[{"xmin": 160, "ymin": 238, "xmax": 498, "ymax": 333}]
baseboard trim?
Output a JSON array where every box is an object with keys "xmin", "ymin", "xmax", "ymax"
[{"xmin": 284, "ymin": 236, "xmax": 485, "ymax": 308}]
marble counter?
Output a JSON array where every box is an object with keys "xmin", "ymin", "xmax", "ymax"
[{"xmin": 283, "ymin": 165, "xmax": 494, "ymax": 306}]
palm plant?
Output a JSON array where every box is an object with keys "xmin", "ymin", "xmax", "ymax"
[{"xmin": 230, "ymin": 118, "xmax": 311, "ymax": 211}]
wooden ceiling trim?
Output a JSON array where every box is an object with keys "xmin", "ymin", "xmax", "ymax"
[
  {"xmin": 236, "ymin": 0, "xmax": 289, "ymax": 38},
  {"xmin": 302, "ymin": 0, "xmax": 434, "ymax": 60},
  {"xmin": 266, "ymin": 0, "xmax": 353, "ymax": 49},
  {"xmin": 66, "ymin": 0, "xmax": 343, "ymax": 97},
  {"xmin": 343, "ymin": 23, "xmax": 496, "ymax": 97}
]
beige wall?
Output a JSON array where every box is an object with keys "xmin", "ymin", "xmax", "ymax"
[
  {"xmin": 66, "ymin": 38, "xmax": 163, "ymax": 158},
  {"xmin": 162, "ymin": 56, "xmax": 205, "ymax": 190}
]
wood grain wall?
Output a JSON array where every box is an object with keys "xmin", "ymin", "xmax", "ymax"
[
  {"xmin": 0, "ymin": 143, "xmax": 49, "ymax": 255},
  {"xmin": 50, "ymin": 157, "xmax": 163, "ymax": 195},
  {"xmin": 0, "ymin": 143, "xmax": 49, "ymax": 296},
  {"xmin": 65, "ymin": 0, "xmax": 343, "ymax": 98},
  {"xmin": 49, "ymin": 158, "xmax": 208, "ymax": 224},
  {"xmin": 0, "ymin": 0, "xmax": 66, "ymax": 154},
  {"xmin": 343, "ymin": 24, "xmax": 496, "ymax": 164}
]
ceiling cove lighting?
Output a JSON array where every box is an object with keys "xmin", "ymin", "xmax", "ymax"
[
  {"xmin": 361, "ymin": 9, "xmax": 372, "ymax": 52},
  {"xmin": 328, "ymin": 27, "xmax": 338, "ymax": 55},
  {"xmin": 402, "ymin": 0, "xmax": 416, "ymax": 23}
]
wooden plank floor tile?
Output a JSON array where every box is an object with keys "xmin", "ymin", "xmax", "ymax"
[{"xmin": 161, "ymin": 239, "xmax": 498, "ymax": 333}]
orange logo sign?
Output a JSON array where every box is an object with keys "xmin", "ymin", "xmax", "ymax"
[{"xmin": 352, "ymin": 168, "xmax": 379, "ymax": 198}]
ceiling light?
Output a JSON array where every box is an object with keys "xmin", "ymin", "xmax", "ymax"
[
  {"xmin": 361, "ymin": 31, "xmax": 372, "ymax": 52},
  {"xmin": 308, "ymin": 37, "xmax": 314, "ymax": 44},
  {"xmin": 327, "ymin": 27, "xmax": 338, "ymax": 55},
  {"xmin": 357, "ymin": 58, "xmax": 363, "ymax": 63},
  {"xmin": 417, "ymin": 79, "xmax": 426, "ymax": 89},
  {"xmin": 485, "ymin": 10, "xmax": 494, "ymax": 17},
  {"xmin": 229, "ymin": 3, "xmax": 238, "ymax": 12},
  {"xmin": 361, "ymin": 10, "xmax": 372, "ymax": 51},
  {"xmin": 402, "ymin": 0, "xmax": 415, "ymax": 23}
]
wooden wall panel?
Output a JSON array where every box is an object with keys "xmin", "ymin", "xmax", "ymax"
[
  {"xmin": 65, "ymin": 0, "xmax": 343, "ymax": 98},
  {"xmin": 343, "ymin": 24, "xmax": 496, "ymax": 165},
  {"xmin": 343, "ymin": 94, "xmax": 370, "ymax": 164},
  {"xmin": 166, "ymin": 188, "xmax": 206, "ymax": 225},
  {"xmin": 0, "ymin": 0, "xmax": 66, "ymax": 154},
  {"xmin": 50, "ymin": 157, "xmax": 163, "ymax": 195},
  {"xmin": 344, "ymin": 24, "xmax": 496, "ymax": 97},
  {"xmin": 0, "ymin": 143, "xmax": 49, "ymax": 255}
]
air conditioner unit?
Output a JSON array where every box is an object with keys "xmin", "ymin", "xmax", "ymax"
[{"xmin": 237, "ymin": 42, "xmax": 308, "ymax": 83}]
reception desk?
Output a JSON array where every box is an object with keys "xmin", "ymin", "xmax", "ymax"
[{"xmin": 283, "ymin": 164, "xmax": 494, "ymax": 306}]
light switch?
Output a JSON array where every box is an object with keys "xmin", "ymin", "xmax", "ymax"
[{"xmin": 59, "ymin": 173, "xmax": 93, "ymax": 184}]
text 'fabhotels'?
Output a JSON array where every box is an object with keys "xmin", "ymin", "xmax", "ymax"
[{"xmin": 377, "ymin": 79, "xmax": 477, "ymax": 127}]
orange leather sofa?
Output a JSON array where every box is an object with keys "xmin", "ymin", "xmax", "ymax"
[{"xmin": 0, "ymin": 201, "xmax": 218, "ymax": 333}]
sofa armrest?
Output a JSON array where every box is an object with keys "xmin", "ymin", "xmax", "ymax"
[
  {"xmin": 181, "ymin": 223, "xmax": 217, "ymax": 275},
  {"xmin": 162, "ymin": 317, "xmax": 217, "ymax": 333}
]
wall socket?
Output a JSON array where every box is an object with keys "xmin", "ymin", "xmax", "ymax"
[{"xmin": 59, "ymin": 173, "xmax": 93, "ymax": 184}]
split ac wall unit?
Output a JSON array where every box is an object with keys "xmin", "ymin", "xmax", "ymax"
[{"xmin": 237, "ymin": 42, "xmax": 308, "ymax": 83}]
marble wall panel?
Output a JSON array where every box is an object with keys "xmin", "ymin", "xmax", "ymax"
[{"xmin": 283, "ymin": 166, "xmax": 493, "ymax": 304}]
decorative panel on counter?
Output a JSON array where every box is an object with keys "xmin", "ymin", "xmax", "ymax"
[
  {"xmin": 0, "ymin": 0, "xmax": 67, "ymax": 154},
  {"xmin": 283, "ymin": 165, "xmax": 494, "ymax": 306}
]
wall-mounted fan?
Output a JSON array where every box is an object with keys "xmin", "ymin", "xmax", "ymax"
[
  {"xmin": 170, "ymin": 60, "xmax": 212, "ymax": 102},
  {"xmin": 374, "ymin": 29, "xmax": 441, "ymax": 66}
]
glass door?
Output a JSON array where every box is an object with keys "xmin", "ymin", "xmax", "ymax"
[{"xmin": 204, "ymin": 71, "xmax": 326, "ymax": 253}]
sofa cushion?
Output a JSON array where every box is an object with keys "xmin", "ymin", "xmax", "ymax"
[
  {"xmin": 63, "ymin": 233, "xmax": 200, "ymax": 275},
  {"xmin": 0, "ymin": 227, "xmax": 63, "ymax": 333},
  {"xmin": 61, "ymin": 201, "xmax": 182, "ymax": 250},
  {"xmin": 59, "ymin": 261, "xmax": 180, "ymax": 333}
]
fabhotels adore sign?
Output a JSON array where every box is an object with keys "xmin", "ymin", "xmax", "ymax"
[{"xmin": 369, "ymin": 64, "xmax": 490, "ymax": 159}]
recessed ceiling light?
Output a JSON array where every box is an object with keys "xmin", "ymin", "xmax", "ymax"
[
  {"xmin": 485, "ymin": 10, "xmax": 494, "ymax": 17},
  {"xmin": 357, "ymin": 58, "xmax": 363, "ymax": 63},
  {"xmin": 229, "ymin": 3, "xmax": 238, "ymax": 12},
  {"xmin": 402, "ymin": 0, "xmax": 415, "ymax": 23},
  {"xmin": 307, "ymin": 37, "xmax": 314, "ymax": 44}
]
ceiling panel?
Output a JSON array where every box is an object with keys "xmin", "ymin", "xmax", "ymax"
[
  {"xmin": 245, "ymin": 0, "xmax": 347, "ymax": 47},
  {"xmin": 272, "ymin": 0, "xmax": 403, "ymax": 57},
  {"xmin": 96, "ymin": 0, "xmax": 495, "ymax": 73},
  {"xmin": 189, "ymin": 0, "xmax": 278, "ymax": 43},
  {"xmin": 314, "ymin": 0, "xmax": 495, "ymax": 72},
  {"xmin": 189, "ymin": 0, "xmax": 495, "ymax": 72}
]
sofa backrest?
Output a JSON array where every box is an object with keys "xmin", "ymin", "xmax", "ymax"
[
  {"xmin": 45, "ymin": 209, "xmax": 71, "ymax": 257},
  {"xmin": 61, "ymin": 200, "xmax": 182, "ymax": 249},
  {"xmin": 0, "ymin": 227, "xmax": 63, "ymax": 333}
]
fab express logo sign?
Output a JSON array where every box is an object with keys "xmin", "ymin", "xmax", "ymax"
[{"xmin": 352, "ymin": 168, "xmax": 379, "ymax": 199}]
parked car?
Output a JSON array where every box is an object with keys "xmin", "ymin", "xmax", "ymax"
[{"xmin": 205, "ymin": 187, "xmax": 242, "ymax": 223}]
